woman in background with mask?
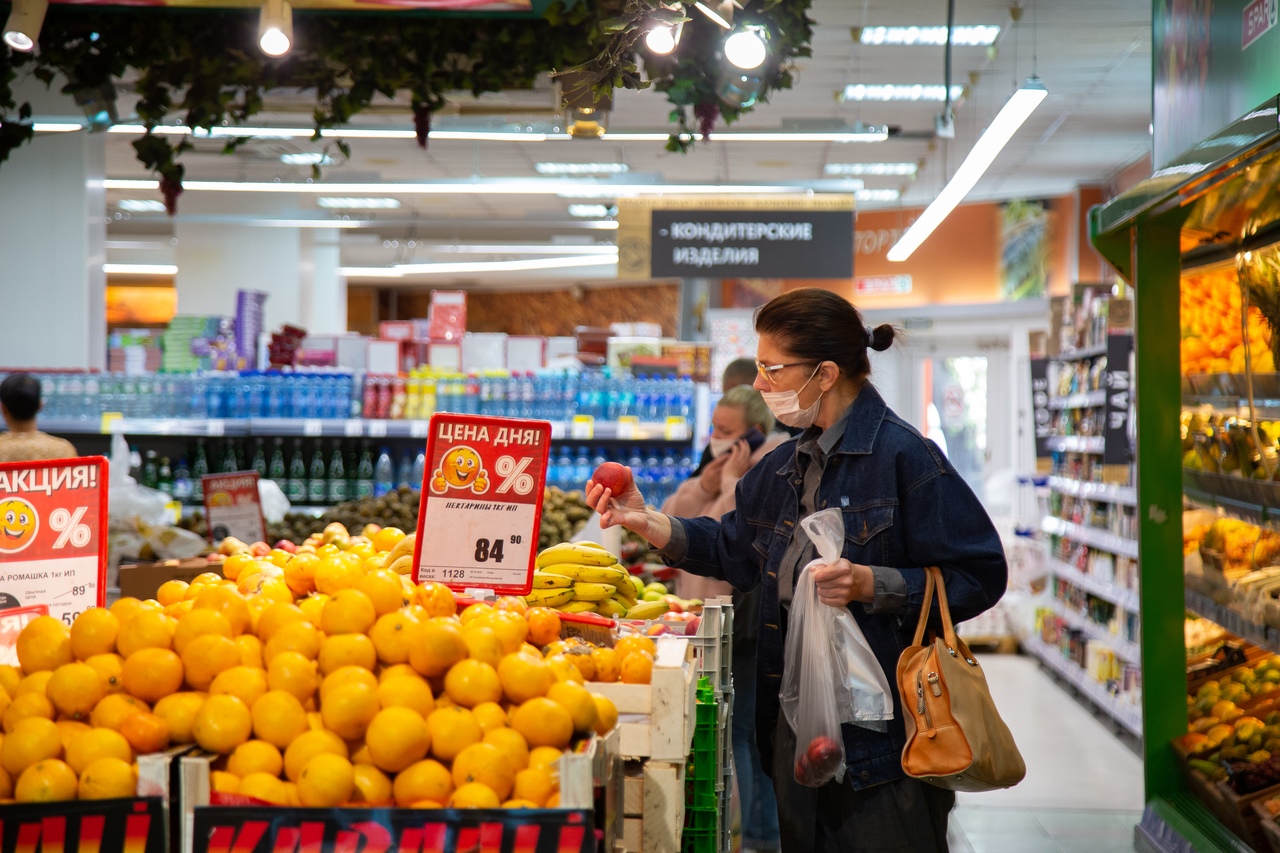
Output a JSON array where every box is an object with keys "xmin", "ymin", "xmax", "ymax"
[
  {"xmin": 586, "ymin": 288, "xmax": 1007, "ymax": 852},
  {"xmin": 661, "ymin": 385, "xmax": 788, "ymax": 853}
]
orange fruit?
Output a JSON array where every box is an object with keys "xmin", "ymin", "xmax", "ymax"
[
  {"xmin": 492, "ymin": 596, "xmax": 528, "ymax": 617},
  {"xmin": 15, "ymin": 670, "xmax": 51, "ymax": 698},
  {"xmin": 544, "ymin": 655, "xmax": 584, "ymax": 686},
  {"xmin": 459, "ymin": 603, "xmax": 493, "ymax": 626},
  {"xmin": 471, "ymin": 702, "xmax": 508, "ymax": 735},
  {"xmin": 89, "ymin": 693, "xmax": 149, "ymax": 731},
  {"xmin": 484, "ymin": 728, "xmax": 529, "ymax": 772},
  {"xmin": 318, "ymin": 634, "xmax": 377, "ymax": 676},
  {"xmin": 84, "ymin": 653, "xmax": 126, "ymax": 695},
  {"xmin": 320, "ymin": 666, "xmax": 379, "ymax": 701},
  {"xmin": 298, "ymin": 753, "xmax": 355, "ymax": 807},
  {"xmin": 444, "ymin": 660, "xmax": 502, "ymax": 708},
  {"xmin": 321, "ymin": 589, "xmax": 377, "ymax": 636},
  {"xmin": 255, "ymin": 602, "xmax": 307, "ymax": 643},
  {"xmin": 251, "ymin": 691, "xmax": 309, "ymax": 749},
  {"xmin": 355, "ymin": 569, "xmax": 406, "ymax": 616},
  {"xmin": 366, "ymin": 707, "xmax": 430, "ymax": 773},
  {"xmin": 239, "ymin": 772, "xmax": 290, "ymax": 804},
  {"xmin": 377, "ymin": 676, "xmax": 436, "ymax": 719},
  {"xmin": 283, "ymin": 553, "xmax": 320, "ymax": 596},
  {"xmin": 315, "ymin": 554, "xmax": 363, "ymax": 595},
  {"xmin": 16, "ymin": 616, "xmax": 72, "ymax": 674},
  {"xmin": 192, "ymin": 694, "xmax": 253, "ymax": 754},
  {"xmin": 426, "ymin": 706, "xmax": 482, "ymax": 762},
  {"xmin": 370, "ymin": 612, "xmax": 419, "ymax": 665},
  {"xmin": 267, "ymin": 651, "xmax": 319, "ymax": 704},
  {"xmin": 153, "ymin": 692, "xmax": 206, "ymax": 744},
  {"xmin": 0, "ymin": 665, "xmax": 21, "ymax": 696},
  {"xmin": 512, "ymin": 767, "xmax": 556, "ymax": 806},
  {"xmin": 264, "ymin": 620, "xmax": 324, "ymax": 663},
  {"xmin": 591, "ymin": 693, "xmax": 618, "ymax": 736},
  {"xmin": 210, "ymin": 666, "xmax": 268, "ymax": 709},
  {"xmin": 70, "ymin": 609, "xmax": 119, "ymax": 659},
  {"xmin": 497, "ymin": 653, "xmax": 554, "ymax": 704},
  {"xmin": 227, "ymin": 739, "xmax": 283, "ymax": 778},
  {"xmin": 615, "ymin": 635, "xmax": 656, "ymax": 660},
  {"xmin": 120, "ymin": 712, "xmax": 170, "ymax": 754},
  {"xmin": 379, "ymin": 664, "xmax": 418, "ymax": 683},
  {"xmin": 15, "ymin": 759, "xmax": 77, "ymax": 802},
  {"xmin": 109, "ymin": 597, "xmax": 150, "ymax": 624},
  {"xmin": 46, "ymin": 662, "xmax": 106, "ymax": 720},
  {"xmin": 210, "ymin": 770, "xmax": 241, "ymax": 794},
  {"xmin": 503, "ymin": 798, "xmax": 539, "ymax": 809},
  {"xmin": 590, "ymin": 648, "xmax": 621, "ymax": 683},
  {"xmin": 320, "ymin": 683, "xmax": 380, "ymax": 741},
  {"xmin": 483, "ymin": 611, "xmax": 528, "ymax": 655},
  {"xmin": 165, "ymin": 600, "xmax": 195, "ymax": 620},
  {"xmin": 181, "ymin": 634, "xmax": 241, "ymax": 691},
  {"xmin": 451, "ymin": 742, "xmax": 514, "ymax": 800},
  {"xmin": 221, "ymin": 553, "xmax": 257, "ymax": 582},
  {"xmin": 372, "ymin": 527, "xmax": 406, "ymax": 553},
  {"xmin": 122, "ymin": 648, "xmax": 184, "ymax": 703},
  {"xmin": 546, "ymin": 681, "xmax": 598, "ymax": 734},
  {"xmin": 564, "ymin": 650, "xmax": 597, "ymax": 682},
  {"xmin": 236, "ymin": 635, "xmax": 265, "ymax": 669},
  {"xmin": 117, "ymin": 610, "xmax": 174, "ymax": 658},
  {"xmin": 156, "ymin": 579, "xmax": 190, "ymax": 607},
  {"xmin": 173, "ymin": 609, "xmax": 233, "ymax": 655},
  {"xmin": 2, "ymin": 692, "xmax": 53, "ymax": 731},
  {"xmin": 393, "ymin": 758, "xmax": 453, "ymax": 806},
  {"xmin": 462, "ymin": 626, "xmax": 505, "ymax": 669},
  {"xmin": 2, "ymin": 718, "xmax": 63, "ymax": 776},
  {"xmin": 65, "ymin": 726, "xmax": 131, "ymax": 774},
  {"xmin": 267, "ymin": 548, "xmax": 293, "ymax": 568},
  {"xmin": 528, "ymin": 746, "xmax": 562, "ymax": 777},
  {"xmin": 351, "ymin": 762, "xmax": 393, "ymax": 805},
  {"xmin": 78, "ymin": 756, "xmax": 137, "ymax": 800},
  {"xmin": 413, "ymin": 583, "xmax": 456, "ymax": 618},
  {"xmin": 298, "ymin": 594, "xmax": 328, "ymax": 627},
  {"xmin": 284, "ymin": 729, "xmax": 348, "ymax": 782},
  {"xmin": 409, "ymin": 620, "xmax": 468, "ymax": 677},
  {"xmin": 449, "ymin": 781, "xmax": 500, "ymax": 809},
  {"xmin": 192, "ymin": 586, "xmax": 252, "ymax": 636},
  {"xmin": 525, "ymin": 608, "xmax": 561, "ymax": 648},
  {"xmin": 620, "ymin": 650, "xmax": 654, "ymax": 684},
  {"xmin": 53, "ymin": 720, "xmax": 91, "ymax": 752},
  {"xmin": 510, "ymin": 698, "xmax": 573, "ymax": 749}
]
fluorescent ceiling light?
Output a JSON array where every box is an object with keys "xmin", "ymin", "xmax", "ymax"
[
  {"xmin": 342, "ymin": 253, "xmax": 618, "ymax": 278},
  {"xmin": 824, "ymin": 162, "xmax": 919, "ymax": 176},
  {"xmin": 840, "ymin": 84, "xmax": 965, "ymax": 102},
  {"xmin": 316, "ymin": 197, "xmax": 401, "ymax": 209},
  {"xmin": 858, "ymin": 25, "xmax": 1000, "ymax": 46},
  {"xmin": 33, "ymin": 122, "xmax": 82, "ymax": 132},
  {"xmin": 694, "ymin": 1, "xmax": 735, "ymax": 29},
  {"xmin": 888, "ymin": 77, "xmax": 1047, "ymax": 262},
  {"xmin": 103, "ymin": 263, "xmax": 178, "ymax": 275},
  {"xmin": 568, "ymin": 204, "xmax": 617, "ymax": 218},
  {"xmin": 855, "ymin": 188, "xmax": 901, "ymax": 202},
  {"xmin": 117, "ymin": 199, "xmax": 167, "ymax": 212},
  {"xmin": 422, "ymin": 244, "xmax": 617, "ymax": 255},
  {"xmin": 104, "ymin": 179, "xmax": 807, "ymax": 196},
  {"xmin": 535, "ymin": 162, "xmax": 629, "ymax": 175},
  {"xmin": 281, "ymin": 152, "xmax": 333, "ymax": 166}
]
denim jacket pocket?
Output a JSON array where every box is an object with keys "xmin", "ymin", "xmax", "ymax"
[{"xmin": 842, "ymin": 503, "xmax": 894, "ymax": 545}]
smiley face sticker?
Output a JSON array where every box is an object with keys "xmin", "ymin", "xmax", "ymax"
[
  {"xmin": 431, "ymin": 446, "xmax": 489, "ymax": 495},
  {"xmin": 0, "ymin": 497, "xmax": 38, "ymax": 553}
]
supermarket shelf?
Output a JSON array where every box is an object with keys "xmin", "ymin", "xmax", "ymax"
[
  {"xmin": 1025, "ymin": 635, "xmax": 1143, "ymax": 736},
  {"xmin": 1054, "ymin": 342, "xmax": 1108, "ymax": 362},
  {"xmin": 1045, "ymin": 435, "xmax": 1105, "ymax": 454},
  {"xmin": 1041, "ymin": 516, "xmax": 1140, "ymax": 559},
  {"xmin": 1048, "ymin": 475, "xmax": 1137, "ymax": 506},
  {"xmin": 40, "ymin": 416, "xmax": 692, "ymax": 442},
  {"xmin": 1046, "ymin": 597, "xmax": 1142, "ymax": 664},
  {"xmin": 1184, "ymin": 588, "xmax": 1277, "ymax": 651},
  {"xmin": 1048, "ymin": 556, "xmax": 1140, "ymax": 613},
  {"xmin": 1049, "ymin": 389, "xmax": 1107, "ymax": 411}
]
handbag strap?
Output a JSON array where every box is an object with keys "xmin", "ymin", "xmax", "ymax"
[{"xmin": 910, "ymin": 566, "xmax": 959, "ymax": 650}]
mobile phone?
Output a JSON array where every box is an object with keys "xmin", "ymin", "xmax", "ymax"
[{"xmin": 742, "ymin": 427, "xmax": 766, "ymax": 453}]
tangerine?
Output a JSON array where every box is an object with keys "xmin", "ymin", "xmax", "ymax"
[
  {"xmin": 483, "ymin": 727, "xmax": 529, "ymax": 772},
  {"xmin": 266, "ymin": 652, "xmax": 319, "ymax": 704},
  {"xmin": 366, "ymin": 707, "xmax": 430, "ymax": 773},
  {"xmin": 510, "ymin": 698, "xmax": 573, "ymax": 750},
  {"xmin": 117, "ymin": 609, "xmax": 174, "ymax": 658},
  {"xmin": 413, "ymin": 582, "xmax": 456, "ymax": 618},
  {"xmin": 46, "ymin": 662, "xmax": 106, "ymax": 720},
  {"xmin": 84, "ymin": 653, "xmax": 126, "ymax": 695},
  {"xmin": 320, "ymin": 683, "xmax": 380, "ymax": 741},
  {"xmin": 1, "ymin": 718, "xmax": 63, "ymax": 776},
  {"xmin": 393, "ymin": 758, "xmax": 453, "ymax": 807},
  {"xmin": 619, "ymin": 650, "xmax": 654, "ymax": 685},
  {"xmin": 449, "ymin": 781, "xmax": 500, "ymax": 809},
  {"xmin": 351, "ymin": 762, "xmax": 393, "ymax": 805},
  {"xmin": 191, "ymin": 586, "xmax": 251, "ymax": 636},
  {"xmin": 318, "ymin": 634, "xmax": 377, "ymax": 675},
  {"xmin": 152, "ymin": 692, "xmax": 206, "ymax": 744},
  {"xmin": 283, "ymin": 729, "xmax": 348, "ymax": 782},
  {"xmin": 451, "ymin": 742, "xmax": 514, "ymax": 800},
  {"xmin": 376, "ymin": 676, "xmax": 436, "ymax": 719},
  {"xmin": 181, "ymin": 634, "xmax": 241, "ymax": 691},
  {"xmin": 264, "ymin": 620, "xmax": 324, "ymax": 662},
  {"xmin": 462, "ymin": 626, "xmax": 504, "ymax": 669},
  {"xmin": 355, "ymin": 569, "xmax": 406, "ymax": 616},
  {"xmin": 120, "ymin": 712, "xmax": 170, "ymax": 754},
  {"xmin": 444, "ymin": 660, "xmax": 502, "ymax": 708},
  {"xmin": 497, "ymin": 653, "xmax": 554, "ymax": 704},
  {"xmin": 78, "ymin": 757, "xmax": 137, "ymax": 800},
  {"xmin": 369, "ymin": 612, "xmax": 418, "ymax": 665},
  {"xmin": 210, "ymin": 666, "xmax": 269, "ymax": 709},
  {"xmin": 525, "ymin": 608, "xmax": 561, "ymax": 648},
  {"xmin": 15, "ymin": 759, "xmax": 78, "ymax": 802},
  {"xmin": 69, "ymin": 609, "xmax": 119, "ymax": 660},
  {"xmin": 426, "ymin": 706, "xmax": 482, "ymax": 762},
  {"xmin": 251, "ymin": 691, "xmax": 309, "ymax": 749},
  {"xmin": 121, "ymin": 648, "xmax": 184, "ymax": 703},
  {"xmin": 16, "ymin": 616, "xmax": 72, "ymax": 674},
  {"xmin": 321, "ymin": 589, "xmax": 377, "ymax": 636},
  {"xmin": 172, "ymin": 609, "xmax": 233, "ymax": 655},
  {"xmin": 297, "ymin": 753, "xmax": 355, "ymax": 807},
  {"xmin": 89, "ymin": 693, "xmax": 149, "ymax": 732},
  {"xmin": 408, "ymin": 620, "xmax": 468, "ymax": 677},
  {"xmin": 192, "ymin": 694, "xmax": 253, "ymax": 754}
]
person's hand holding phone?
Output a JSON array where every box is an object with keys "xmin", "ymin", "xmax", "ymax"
[{"xmin": 721, "ymin": 436, "xmax": 755, "ymax": 486}]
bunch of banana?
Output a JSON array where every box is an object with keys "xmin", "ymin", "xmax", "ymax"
[
  {"xmin": 381, "ymin": 533, "xmax": 416, "ymax": 575},
  {"xmin": 528, "ymin": 541, "xmax": 646, "ymax": 617}
]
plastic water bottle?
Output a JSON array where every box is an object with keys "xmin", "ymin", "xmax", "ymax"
[
  {"xmin": 374, "ymin": 448, "xmax": 394, "ymax": 497},
  {"xmin": 572, "ymin": 446, "xmax": 591, "ymax": 490},
  {"xmin": 678, "ymin": 376, "xmax": 694, "ymax": 420},
  {"xmin": 396, "ymin": 453, "xmax": 414, "ymax": 489},
  {"xmin": 552, "ymin": 446, "xmax": 571, "ymax": 491},
  {"xmin": 478, "ymin": 373, "xmax": 493, "ymax": 417},
  {"xmin": 659, "ymin": 448, "xmax": 677, "ymax": 504},
  {"xmin": 590, "ymin": 446, "xmax": 607, "ymax": 471},
  {"xmin": 412, "ymin": 452, "xmax": 426, "ymax": 491},
  {"xmin": 546, "ymin": 451, "xmax": 562, "ymax": 492}
]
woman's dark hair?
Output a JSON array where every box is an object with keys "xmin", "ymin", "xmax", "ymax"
[
  {"xmin": 0, "ymin": 373, "xmax": 41, "ymax": 421},
  {"xmin": 753, "ymin": 288, "xmax": 896, "ymax": 382}
]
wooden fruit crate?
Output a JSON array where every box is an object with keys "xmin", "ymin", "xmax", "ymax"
[
  {"xmin": 590, "ymin": 636, "xmax": 698, "ymax": 762},
  {"xmin": 1214, "ymin": 779, "xmax": 1280, "ymax": 851},
  {"xmin": 1252, "ymin": 799, "xmax": 1280, "ymax": 853},
  {"xmin": 621, "ymin": 759, "xmax": 686, "ymax": 853}
]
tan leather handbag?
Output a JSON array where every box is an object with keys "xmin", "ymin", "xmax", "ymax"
[{"xmin": 897, "ymin": 566, "xmax": 1026, "ymax": 791}]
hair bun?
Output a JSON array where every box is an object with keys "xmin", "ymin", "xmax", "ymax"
[{"xmin": 869, "ymin": 324, "xmax": 896, "ymax": 352}]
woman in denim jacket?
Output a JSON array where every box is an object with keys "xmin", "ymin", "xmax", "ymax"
[{"xmin": 586, "ymin": 288, "xmax": 1007, "ymax": 852}]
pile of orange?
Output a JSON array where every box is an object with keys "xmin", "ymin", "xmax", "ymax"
[
  {"xmin": 3, "ymin": 523, "xmax": 621, "ymax": 809},
  {"xmin": 1181, "ymin": 268, "xmax": 1275, "ymax": 375}
]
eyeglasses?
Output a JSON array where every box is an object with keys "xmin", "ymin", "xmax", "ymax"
[{"xmin": 755, "ymin": 359, "xmax": 817, "ymax": 386}]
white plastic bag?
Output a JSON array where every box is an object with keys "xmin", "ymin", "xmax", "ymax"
[
  {"xmin": 780, "ymin": 508, "xmax": 895, "ymax": 786},
  {"xmin": 258, "ymin": 479, "xmax": 290, "ymax": 524}
]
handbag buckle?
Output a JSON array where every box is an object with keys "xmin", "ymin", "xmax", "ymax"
[{"xmin": 947, "ymin": 646, "xmax": 958, "ymax": 658}]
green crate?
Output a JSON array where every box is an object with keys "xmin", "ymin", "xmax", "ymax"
[
  {"xmin": 681, "ymin": 825, "xmax": 717, "ymax": 853},
  {"xmin": 687, "ymin": 746, "xmax": 717, "ymax": 782}
]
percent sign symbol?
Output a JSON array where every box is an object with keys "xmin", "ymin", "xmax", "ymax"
[
  {"xmin": 494, "ymin": 456, "xmax": 535, "ymax": 495},
  {"xmin": 50, "ymin": 507, "xmax": 92, "ymax": 549}
]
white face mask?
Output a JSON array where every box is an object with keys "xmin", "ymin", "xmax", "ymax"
[
  {"xmin": 708, "ymin": 437, "xmax": 736, "ymax": 457},
  {"xmin": 761, "ymin": 364, "xmax": 824, "ymax": 428}
]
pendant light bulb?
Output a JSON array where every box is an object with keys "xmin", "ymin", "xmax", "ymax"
[
  {"xmin": 258, "ymin": 0, "xmax": 293, "ymax": 57},
  {"xmin": 724, "ymin": 28, "xmax": 766, "ymax": 69},
  {"xmin": 645, "ymin": 22, "xmax": 678, "ymax": 55},
  {"xmin": 3, "ymin": 0, "xmax": 48, "ymax": 53}
]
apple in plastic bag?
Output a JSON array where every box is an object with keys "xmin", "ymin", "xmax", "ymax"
[
  {"xmin": 807, "ymin": 735, "xmax": 841, "ymax": 767},
  {"xmin": 592, "ymin": 462, "xmax": 632, "ymax": 495}
]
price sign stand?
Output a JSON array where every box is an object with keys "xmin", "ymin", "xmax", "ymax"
[
  {"xmin": 0, "ymin": 456, "xmax": 108, "ymax": 625},
  {"xmin": 201, "ymin": 472, "xmax": 266, "ymax": 545},
  {"xmin": 412, "ymin": 415, "xmax": 550, "ymax": 596}
]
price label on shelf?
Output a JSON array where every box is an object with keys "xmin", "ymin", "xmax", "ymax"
[
  {"xmin": 549, "ymin": 422, "xmax": 566, "ymax": 440},
  {"xmin": 570, "ymin": 415, "xmax": 594, "ymax": 440},
  {"xmin": 303, "ymin": 419, "xmax": 323, "ymax": 437},
  {"xmin": 344, "ymin": 420, "xmax": 364, "ymax": 438},
  {"xmin": 413, "ymin": 414, "xmax": 550, "ymax": 596},
  {"xmin": 410, "ymin": 421, "xmax": 430, "ymax": 439},
  {"xmin": 368, "ymin": 420, "xmax": 388, "ymax": 439},
  {"xmin": 99, "ymin": 413, "xmax": 123, "ymax": 434},
  {"xmin": 664, "ymin": 416, "xmax": 689, "ymax": 441},
  {"xmin": 206, "ymin": 420, "xmax": 226, "ymax": 437},
  {"xmin": 616, "ymin": 416, "xmax": 639, "ymax": 440},
  {"xmin": 0, "ymin": 457, "xmax": 107, "ymax": 626}
]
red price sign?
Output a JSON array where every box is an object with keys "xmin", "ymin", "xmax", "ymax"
[
  {"xmin": 202, "ymin": 472, "xmax": 266, "ymax": 546},
  {"xmin": 0, "ymin": 457, "xmax": 107, "ymax": 625},
  {"xmin": 0, "ymin": 604, "xmax": 49, "ymax": 666},
  {"xmin": 412, "ymin": 415, "xmax": 550, "ymax": 595}
]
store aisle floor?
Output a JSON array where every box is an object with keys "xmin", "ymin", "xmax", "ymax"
[{"xmin": 947, "ymin": 653, "xmax": 1145, "ymax": 852}]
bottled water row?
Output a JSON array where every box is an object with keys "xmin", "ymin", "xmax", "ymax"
[{"xmin": 546, "ymin": 445, "xmax": 696, "ymax": 509}]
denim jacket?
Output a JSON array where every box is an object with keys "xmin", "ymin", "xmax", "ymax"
[{"xmin": 670, "ymin": 385, "xmax": 1007, "ymax": 790}]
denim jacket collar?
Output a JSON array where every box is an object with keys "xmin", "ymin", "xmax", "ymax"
[{"xmin": 775, "ymin": 383, "xmax": 887, "ymax": 478}]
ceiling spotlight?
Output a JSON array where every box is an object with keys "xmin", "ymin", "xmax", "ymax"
[
  {"xmin": 724, "ymin": 28, "xmax": 766, "ymax": 70},
  {"xmin": 645, "ymin": 21, "xmax": 680, "ymax": 55},
  {"xmin": 694, "ymin": 1, "xmax": 736, "ymax": 29},
  {"xmin": 258, "ymin": 0, "xmax": 293, "ymax": 57},
  {"xmin": 3, "ymin": 0, "xmax": 48, "ymax": 52}
]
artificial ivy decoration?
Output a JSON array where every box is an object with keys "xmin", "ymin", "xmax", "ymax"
[{"xmin": 0, "ymin": 0, "xmax": 813, "ymax": 212}]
